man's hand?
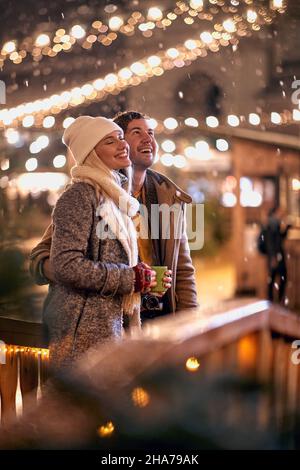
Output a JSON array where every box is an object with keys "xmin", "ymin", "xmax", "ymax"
[{"xmin": 152, "ymin": 269, "xmax": 172, "ymax": 298}]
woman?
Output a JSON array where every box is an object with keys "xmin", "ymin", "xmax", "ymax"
[{"xmin": 43, "ymin": 116, "xmax": 156, "ymax": 369}]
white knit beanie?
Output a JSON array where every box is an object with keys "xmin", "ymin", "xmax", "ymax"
[{"xmin": 63, "ymin": 116, "xmax": 123, "ymax": 165}]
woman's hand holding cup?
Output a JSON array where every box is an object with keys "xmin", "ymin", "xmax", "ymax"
[{"xmin": 133, "ymin": 262, "xmax": 157, "ymax": 294}]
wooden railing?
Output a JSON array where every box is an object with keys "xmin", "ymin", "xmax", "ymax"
[
  {"xmin": 141, "ymin": 298, "xmax": 300, "ymax": 436},
  {"xmin": 0, "ymin": 299, "xmax": 300, "ymax": 443}
]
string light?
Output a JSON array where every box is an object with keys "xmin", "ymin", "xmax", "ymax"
[
  {"xmin": 35, "ymin": 34, "xmax": 50, "ymax": 47},
  {"xmin": 43, "ymin": 116, "xmax": 55, "ymax": 128},
  {"xmin": 108, "ymin": 16, "xmax": 124, "ymax": 31},
  {"xmin": 292, "ymin": 109, "xmax": 300, "ymax": 121},
  {"xmin": 227, "ymin": 114, "xmax": 240, "ymax": 127},
  {"xmin": 161, "ymin": 139, "xmax": 176, "ymax": 152},
  {"xmin": 185, "ymin": 117, "xmax": 198, "ymax": 127},
  {"xmin": 0, "ymin": 1, "xmax": 285, "ymax": 70},
  {"xmin": 216, "ymin": 139, "xmax": 229, "ymax": 152},
  {"xmin": 147, "ymin": 7, "xmax": 163, "ymax": 21},
  {"xmin": 0, "ymin": 13, "xmax": 291, "ymax": 131},
  {"xmin": 164, "ymin": 117, "xmax": 179, "ymax": 130},
  {"xmin": 249, "ymin": 113, "xmax": 261, "ymax": 126},
  {"xmin": 97, "ymin": 422, "xmax": 115, "ymax": 438},
  {"xmin": 271, "ymin": 112, "xmax": 282, "ymax": 124},
  {"xmin": 247, "ymin": 10, "xmax": 258, "ymax": 23},
  {"xmin": 185, "ymin": 357, "xmax": 200, "ymax": 372},
  {"xmin": 53, "ymin": 154, "xmax": 66, "ymax": 168},
  {"xmin": 190, "ymin": 0, "xmax": 203, "ymax": 9},
  {"xmin": 131, "ymin": 387, "xmax": 150, "ymax": 408},
  {"xmin": 173, "ymin": 154, "xmax": 187, "ymax": 168},
  {"xmin": 200, "ymin": 31, "xmax": 213, "ymax": 44},
  {"xmin": 206, "ymin": 116, "xmax": 219, "ymax": 128},
  {"xmin": 2, "ymin": 344, "xmax": 49, "ymax": 357},
  {"xmin": 70, "ymin": 25, "xmax": 86, "ymax": 39},
  {"xmin": 25, "ymin": 157, "xmax": 38, "ymax": 171}
]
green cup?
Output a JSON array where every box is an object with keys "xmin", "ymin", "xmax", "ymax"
[{"xmin": 150, "ymin": 266, "xmax": 168, "ymax": 293}]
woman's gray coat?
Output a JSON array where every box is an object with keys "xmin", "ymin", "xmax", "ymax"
[{"xmin": 43, "ymin": 181, "xmax": 135, "ymax": 369}]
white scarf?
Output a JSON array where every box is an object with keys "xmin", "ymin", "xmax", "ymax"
[{"xmin": 71, "ymin": 150, "xmax": 141, "ymax": 328}]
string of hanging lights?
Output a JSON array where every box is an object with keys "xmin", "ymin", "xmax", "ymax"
[
  {"xmin": 0, "ymin": 0, "xmax": 286, "ymax": 69},
  {"xmin": 0, "ymin": 6, "xmax": 287, "ymax": 129}
]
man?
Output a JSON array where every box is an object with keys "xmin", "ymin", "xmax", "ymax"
[
  {"xmin": 263, "ymin": 206, "xmax": 291, "ymax": 304},
  {"xmin": 30, "ymin": 111, "xmax": 198, "ymax": 320}
]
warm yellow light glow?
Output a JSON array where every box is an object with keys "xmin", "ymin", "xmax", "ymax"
[
  {"xmin": 35, "ymin": 34, "xmax": 50, "ymax": 47},
  {"xmin": 0, "ymin": 159, "xmax": 9, "ymax": 171},
  {"xmin": 97, "ymin": 422, "xmax": 115, "ymax": 437},
  {"xmin": 190, "ymin": 0, "xmax": 203, "ymax": 9},
  {"xmin": 16, "ymin": 172, "xmax": 69, "ymax": 192},
  {"xmin": 109, "ymin": 16, "xmax": 124, "ymax": 31},
  {"xmin": 247, "ymin": 10, "xmax": 258, "ymax": 23},
  {"xmin": 271, "ymin": 0, "xmax": 284, "ymax": 8},
  {"xmin": 185, "ymin": 357, "xmax": 200, "ymax": 372},
  {"xmin": 70, "ymin": 25, "xmax": 86, "ymax": 39},
  {"xmin": 238, "ymin": 336, "xmax": 257, "ymax": 369},
  {"xmin": 292, "ymin": 178, "xmax": 300, "ymax": 191},
  {"xmin": 132, "ymin": 387, "xmax": 150, "ymax": 408},
  {"xmin": 147, "ymin": 7, "xmax": 163, "ymax": 21},
  {"xmin": 2, "ymin": 41, "xmax": 16, "ymax": 54}
]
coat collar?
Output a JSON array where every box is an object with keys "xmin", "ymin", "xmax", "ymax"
[{"xmin": 145, "ymin": 169, "xmax": 192, "ymax": 204}]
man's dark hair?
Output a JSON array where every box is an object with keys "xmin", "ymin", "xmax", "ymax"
[{"xmin": 113, "ymin": 110, "xmax": 149, "ymax": 132}]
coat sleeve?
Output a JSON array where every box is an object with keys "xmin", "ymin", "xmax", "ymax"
[
  {"xmin": 175, "ymin": 208, "xmax": 198, "ymax": 310},
  {"xmin": 29, "ymin": 223, "xmax": 53, "ymax": 285},
  {"xmin": 50, "ymin": 183, "xmax": 134, "ymax": 296}
]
